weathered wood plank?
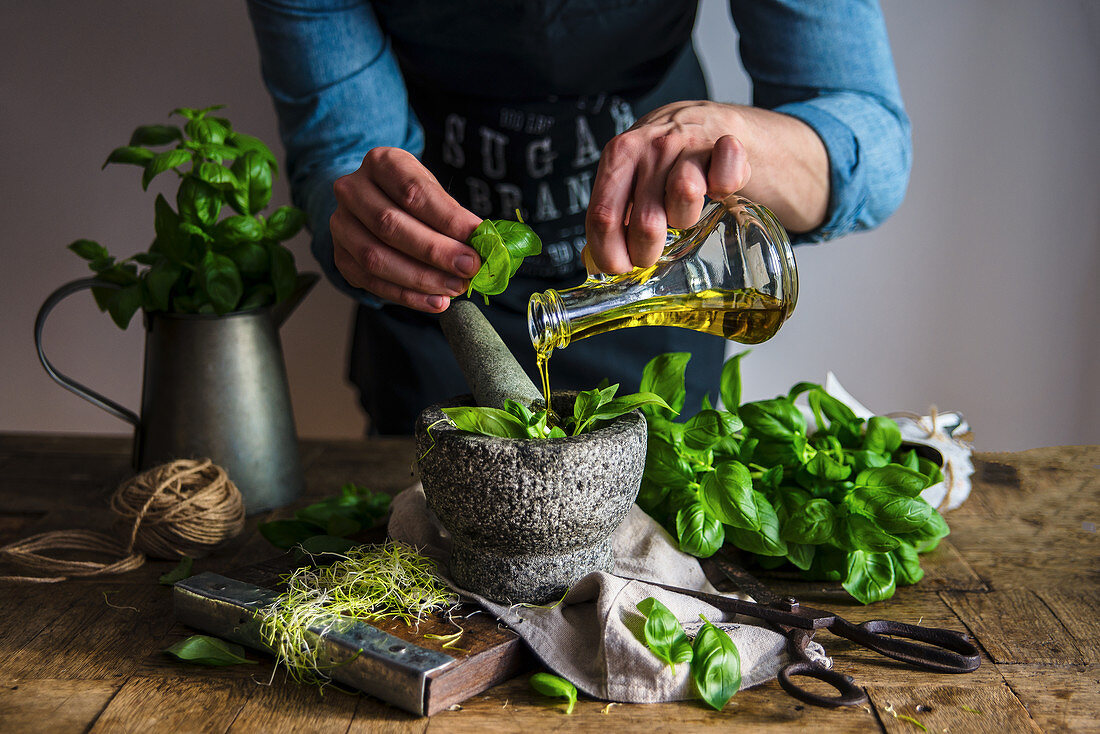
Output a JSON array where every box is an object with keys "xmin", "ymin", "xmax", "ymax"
[
  {"xmin": 347, "ymin": 695, "xmax": 430, "ymax": 734},
  {"xmin": 867, "ymin": 682, "xmax": 1042, "ymax": 733},
  {"xmin": 941, "ymin": 588, "xmax": 1088, "ymax": 665},
  {"xmin": 2, "ymin": 582, "xmax": 177, "ymax": 680},
  {"xmin": 999, "ymin": 664, "xmax": 1100, "ymax": 734},
  {"xmin": 1032, "ymin": 586, "xmax": 1100, "ymax": 664},
  {"xmin": 89, "ymin": 676, "xmax": 249, "ymax": 734},
  {"xmin": 0, "ymin": 678, "xmax": 122, "ymax": 734},
  {"xmin": 226, "ymin": 678, "xmax": 358, "ymax": 734}
]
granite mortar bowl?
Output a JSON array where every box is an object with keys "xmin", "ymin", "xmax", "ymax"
[{"xmin": 414, "ymin": 391, "xmax": 647, "ymax": 604}]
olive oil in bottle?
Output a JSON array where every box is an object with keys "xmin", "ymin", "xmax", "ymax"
[{"xmin": 528, "ymin": 197, "xmax": 798, "ymax": 406}]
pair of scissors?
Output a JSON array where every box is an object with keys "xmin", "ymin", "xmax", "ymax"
[{"xmin": 624, "ymin": 551, "xmax": 981, "ymax": 708}]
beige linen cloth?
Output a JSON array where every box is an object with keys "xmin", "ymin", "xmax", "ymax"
[{"xmin": 388, "ymin": 484, "xmax": 828, "ymax": 703}]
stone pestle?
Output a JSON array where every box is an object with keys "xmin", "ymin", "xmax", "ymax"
[{"xmin": 438, "ymin": 299, "xmax": 543, "ymax": 410}]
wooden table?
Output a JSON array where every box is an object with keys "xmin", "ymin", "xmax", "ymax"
[{"xmin": 0, "ymin": 434, "xmax": 1096, "ymax": 733}]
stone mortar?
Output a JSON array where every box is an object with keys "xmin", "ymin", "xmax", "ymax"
[{"xmin": 414, "ymin": 391, "xmax": 647, "ymax": 604}]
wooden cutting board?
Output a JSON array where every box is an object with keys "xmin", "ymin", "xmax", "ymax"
[{"xmin": 172, "ymin": 550, "xmax": 530, "ymax": 716}]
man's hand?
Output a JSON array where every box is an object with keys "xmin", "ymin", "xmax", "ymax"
[
  {"xmin": 331, "ymin": 147, "xmax": 483, "ymax": 312},
  {"xmin": 583, "ymin": 101, "xmax": 830, "ymax": 274}
]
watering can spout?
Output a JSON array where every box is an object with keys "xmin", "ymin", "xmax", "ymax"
[{"xmin": 271, "ymin": 273, "xmax": 320, "ymax": 327}]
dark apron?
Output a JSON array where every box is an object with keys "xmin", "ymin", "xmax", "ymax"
[{"xmin": 352, "ymin": 0, "xmax": 724, "ymax": 433}]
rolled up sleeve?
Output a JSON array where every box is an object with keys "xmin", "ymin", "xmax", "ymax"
[
  {"xmin": 729, "ymin": 0, "xmax": 912, "ymax": 242},
  {"xmin": 246, "ymin": 0, "xmax": 423, "ymax": 302}
]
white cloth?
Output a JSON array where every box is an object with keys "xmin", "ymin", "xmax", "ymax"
[
  {"xmin": 388, "ymin": 484, "xmax": 828, "ymax": 703},
  {"xmin": 820, "ymin": 373, "xmax": 975, "ymax": 511}
]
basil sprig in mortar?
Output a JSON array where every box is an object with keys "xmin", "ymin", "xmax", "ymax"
[{"xmin": 636, "ymin": 351, "xmax": 949, "ymax": 605}]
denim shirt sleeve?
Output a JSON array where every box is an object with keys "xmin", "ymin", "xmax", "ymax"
[
  {"xmin": 729, "ymin": 0, "xmax": 912, "ymax": 242},
  {"xmin": 246, "ymin": 0, "xmax": 423, "ymax": 304}
]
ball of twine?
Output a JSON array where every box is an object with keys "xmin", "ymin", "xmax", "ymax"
[
  {"xmin": 0, "ymin": 458, "xmax": 245, "ymax": 583},
  {"xmin": 111, "ymin": 459, "xmax": 246, "ymax": 560}
]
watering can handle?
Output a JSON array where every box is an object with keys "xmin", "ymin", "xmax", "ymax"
[{"xmin": 34, "ymin": 277, "xmax": 140, "ymax": 427}]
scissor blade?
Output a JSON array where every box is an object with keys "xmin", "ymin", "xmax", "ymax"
[{"xmin": 619, "ymin": 576, "xmax": 833, "ymax": 630}]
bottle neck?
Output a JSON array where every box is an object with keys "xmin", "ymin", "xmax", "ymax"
[{"xmin": 528, "ymin": 288, "xmax": 571, "ymax": 354}]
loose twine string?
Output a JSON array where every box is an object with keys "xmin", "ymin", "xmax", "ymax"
[{"xmin": 0, "ymin": 459, "xmax": 245, "ymax": 583}]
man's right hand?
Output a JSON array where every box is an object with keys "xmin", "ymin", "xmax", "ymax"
[{"xmin": 330, "ymin": 147, "xmax": 483, "ymax": 313}]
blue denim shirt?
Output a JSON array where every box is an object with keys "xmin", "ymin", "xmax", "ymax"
[{"xmin": 247, "ymin": 0, "xmax": 911, "ymax": 304}]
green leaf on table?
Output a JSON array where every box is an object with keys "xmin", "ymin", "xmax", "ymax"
[
  {"xmin": 856, "ymin": 465, "xmax": 929, "ymax": 497},
  {"xmin": 258, "ymin": 519, "xmax": 318, "ymax": 549},
  {"xmin": 842, "ymin": 550, "xmax": 896, "ymax": 604},
  {"xmin": 780, "ymin": 497, "xmax": 838, "ymax": 545},
  {"xmin": 863, "ymin": 416, "xmax": 903, "ymax": 454},
  {"xmin": 683, "ymin": 409, "xmax": 742, "ymax": 451},
  {"xmin": 739, "ymin": 398, "xmax": 806, "ymax": 440},
  {"xmin": 529, "ymin": 672, "xmax": 577, "ymax": 714},
  {"xmin": 640, "ymin": 352, "xmax": 691, "ymax": 420},
  {"xmin": 691, "ymin": 615, "xmax": 741, "ymax": 711},
  {"xmin": 165, "ymin": 635, "xmax": 256, "ymax": 666},
  {"xmin": 724, "ymin": 491, "xmax": 787, "ymax": 556},
  {"xmin": 845, "ymin": 487, "xmax": 932, "ymax": 535},
  {"xmin": 840, "ymin": 511, "xmax": 900, "ymax": 553},
  {"xmin": 891, "ymin": 542, "xmax": 925, "ymax": 586},
  {"xmin": 637, "ymin": 597, "xmax": 693, "ymax": 671},
  {"xmin": 158, "ymin": 556, "xmax": 193, "ymax": 585}
]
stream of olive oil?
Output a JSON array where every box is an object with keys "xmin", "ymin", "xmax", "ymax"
[{"xmin": 533, "ymin": 287, "xmax": 788, "ymax": 409}]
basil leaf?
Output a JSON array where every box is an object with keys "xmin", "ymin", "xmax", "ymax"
[
  {"xmin": 780, "ymin": 497, "xmax": 837, "ymax": 544},
  {"xmin": 265, "ymin": 205, "xmax": 306, "ymax": 241},
  {"xmin": 644, "ymin": 434, "xmax": 695, "ymax": 487},
  {"xmin": 68, "ymin": 239, "xmax": 109, "ymax": 262},
  {"xmin": 640, "ymin": 352, "xmax": 691, "ymax": 419},
  {"xmin": 590, "ymin": 392, "xmax": 673, "ymax": 422},
  {"xmin": 691, "ymin": 616, "xmax": 741, "ymax": 711},
  {"xmin": 104, "ymin": 283, "xmax": 144, "ymax": 329},
  {"xmin": 185, "ymin": 116, "xmax": 230, "ymax": 145},
  {"xmin": 193, "ymin": 161, "xmax": 238, "ymax": 192},
  {"xmin": 917, "ymin": 456, "xmax": 945, "ymax": 487},
  {"xmin": 699, "ymin": 461, "xmax": 757, "ymax": 530},
  {"xmin": 492, "ymin": 219, "xmax": 542, "ymax": 277},
  {"xmin": 840, "ymin": 511, "xmax": 901, "ymax": 553},
  {"xmin": 165, "ymin": 635, "xmax": 256, "ymax": 666},
  {"xmin": 467, "ymin": 223, "xmax": 511, "ymax": 297},
  {"xmin": 258, "ymin": 519, "xmax": 318, "ymax": 549},
  {"xmin": 897, "ymin": 506, "xmax": 950, "ymax": 550},
  {"xmin": 786, "ymin": 542, "xmax": 815, "ymax": 571},
  {"xmin": 637, "ymin": 597, "xmax": 693, "ymax": 670},
  {"xmin": 863, "ymin": 416, "xmax": 903, "ymax": 454},
  {"xmin": 177, "ymin": 176, "xmax": 222, "ymax": 226},
  {"xmin": 724, "ymin": 491, "xmax": 787, "ymax": 556},
  {"xmin": 230, "ymin": 150, "xmax": 273, "ymax": 215},
  {"xmin": 843, "ymin": 550, "xmax": 896, "ymax": 604},
  {"xmin": 803, "ymin": 544, "xmax": 847, "ymax": 582},
  {"xmin": 740, "ymin": 398, "xmax": 806, "ymax": 440},
  {"xmin": 199, "ymin": 250, "xmax": 242, "ymax": 314},
  {"xmin": 142, "ymin": 148, "xmax": 192, "ymax": 190},
  {"xmin": 103, "ymin": 145, "xmax": 155, "ymax": 169},
  {"xmin": 856, "ymin": 465, "xmax": 928, "ymax": 497},
  {"xmin": 269, "ymin": 243, "xmax": 298, "ymax": 302},
  {"xmin": 442, "ymin": 406, "xmax": 530, "ymax": 439},
  {"xmin": 158, "ymin": 556, "xmax": 193, "ymax": 585},
  {"xmin": 230, "ymin": 242, "xmax": 270, "ymax": 280},
  {"xmin": 719, "ymin": 350, "xmax": 750, "ymax": 413},
  {"xmin": 804, "ymin": 450, "xmax": 851, "ymax": 481},
  {"xmin": 239, "ymin": 284, "xmax": 275, "ymax": 310},
  {"xmin": 227, "ymin": 132, "xmax": 279, "ymax": 174},
  {"xmin": 891, "ymin": 543, "xmax": 924, "ymax": 586},
  {"xmin": 675, "ymin": 503, "xmax": 724, "ymax": 557},
  {"xmin": 130, "ymin": 124, "xmax": 183, "ymax": 147},
  {"xmin": 529, "ymin": 672, "xmax": 577, "ymax": 714},
  {"xmin": 572, "ymin": 386, "xmax": 605, "ymax": 430},
  {"xmin": 683, "ymin": 409, "xmax": 742, "ymax": 451},
  {"xmin": 847, "ymin": 449, "xmax": 890, "ymax": 474},
  {"xmin": 144, "ymin": 258, "xmax": 182, "ymax": 312},
  {"xmin": 846, "ymin": 487, "xmax": 933, "ymax": 534}
]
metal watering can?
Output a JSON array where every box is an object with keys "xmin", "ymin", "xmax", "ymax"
[{"xmin": 34, "ymin": 273, "xmax": 319, "ymax": 514}]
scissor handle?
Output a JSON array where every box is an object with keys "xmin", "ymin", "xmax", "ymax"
[
  {"xmin": 777, "ymin": 660, "xmax": 867, "ymax": 708},
  {"xmin": 834, "ymin": 618, "xmax": 982, "ymax": 674}
]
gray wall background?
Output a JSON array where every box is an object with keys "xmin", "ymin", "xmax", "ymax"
[{"xmin": 2, "ymin": 1, "xmax": 1097, "ymax": 450}]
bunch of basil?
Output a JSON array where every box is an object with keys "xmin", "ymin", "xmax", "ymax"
[
  {"xmin": 636, "ymin": 351, "xmax": 948, "ymax": 604},
  {"xmin": 69, "ymin": 105, "xmax": 306, "ymax": 327}
]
